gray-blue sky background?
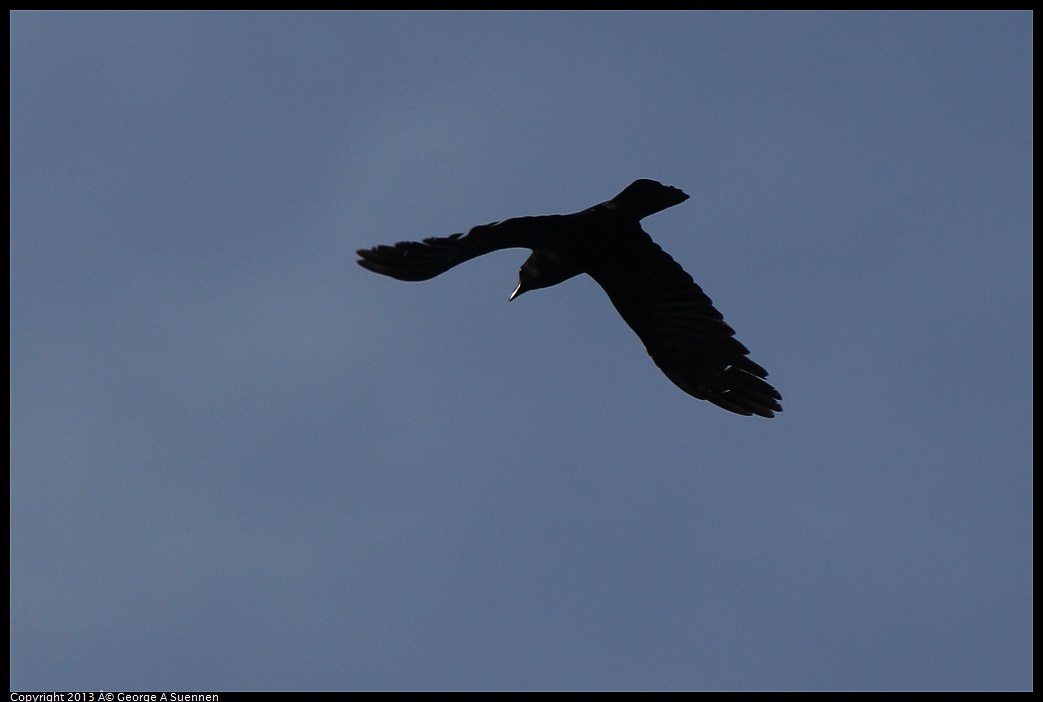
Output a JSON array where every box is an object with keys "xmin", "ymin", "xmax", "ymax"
[{"xmin": 10, "ymin": 11, "xmax": 1032, "ymax": 691}]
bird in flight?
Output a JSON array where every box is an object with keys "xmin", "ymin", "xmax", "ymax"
[{"xmin": 357, "ymin": 179, "xmax": 782, "ymax": 417}]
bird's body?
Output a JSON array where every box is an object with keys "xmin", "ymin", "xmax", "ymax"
[{"xmin": 357, "ymin": 180, "xmax": 782, "ymax": 418}]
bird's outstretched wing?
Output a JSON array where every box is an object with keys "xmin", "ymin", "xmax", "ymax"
[
  {"xmin": 591, "ymin": 238, "xmax": 782, "ymax": 418},
  {"xmin": 357, "ymin": 231, "xmax": 480, "ymax": 282},
  {"xmin": 356, "ymin": 217, "xmax": 554, "ymax": 282}
]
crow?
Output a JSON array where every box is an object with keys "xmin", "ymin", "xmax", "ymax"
[{"xmin": 357, "ymin": 179, "xmax": 782, "ymax": 417}]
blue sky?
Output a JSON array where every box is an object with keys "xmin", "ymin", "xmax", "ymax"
[{"xmin": 10, "ymin": 11, "xmax": 1032, "ymax": 691}]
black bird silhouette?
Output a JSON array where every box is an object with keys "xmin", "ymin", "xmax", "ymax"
[{"xmin": 357, "ymin": 179, "xmax": 782, "ymax": 417}]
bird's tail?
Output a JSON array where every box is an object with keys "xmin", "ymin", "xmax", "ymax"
[{"xmin": 606, "ymin": 179, "xmax": 690, "ymax": 220}]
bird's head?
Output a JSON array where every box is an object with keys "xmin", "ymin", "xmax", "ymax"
[{"xmin": 509, "ymin": 250, "xmax": 581, "ymax": 301}]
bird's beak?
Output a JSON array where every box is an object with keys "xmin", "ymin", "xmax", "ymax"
[{"xmin": 508, "ymin": 282, "xmax": 524, "ymax": 301}]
